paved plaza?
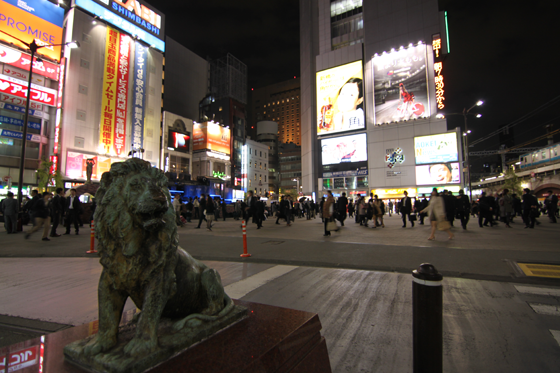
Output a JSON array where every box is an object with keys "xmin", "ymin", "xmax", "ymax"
[{"xmin": 1, "ymin": 214, "xmax": 559, "ymax": 372}]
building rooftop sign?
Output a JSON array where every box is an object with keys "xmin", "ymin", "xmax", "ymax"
[{"xmin": 73, "ymin": 0, "xmax": 165, "ymax": 52}]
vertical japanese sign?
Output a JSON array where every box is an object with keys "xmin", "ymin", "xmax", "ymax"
[
  {"xmin": 100, "ymin": 27, "xmax": 119, "ymax": 154},
  {"xmin": 432, "ymin": 34, "xmax": 445, "ymax": 112},
  {"xmin": 114, "ymin": 33, "xmax": 131, "ymax": 155},
  {"xmin": 132, "ymin": 41, "xmax": 147, "ymax": 151}
]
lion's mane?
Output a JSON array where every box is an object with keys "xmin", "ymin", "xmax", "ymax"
[{"xmin": 93, "ymin": 158, "xmax": 178, "ymax": 297}]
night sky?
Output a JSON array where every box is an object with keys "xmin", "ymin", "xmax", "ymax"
[{"xmin": 156, "ymin": 0, "xmax": 560, "ymax": 169}]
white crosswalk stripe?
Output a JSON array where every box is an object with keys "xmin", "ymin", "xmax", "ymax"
[
  {"xmin": 528, "ymin": 303, "xmax": 560, "ymax": 316},
  {"xmin": 550, "ymin": 330, "xmax": 560, "ymax": 346},
  {"xmin": 224, "ymin": 265, "xmax": 298, "ymax": 299},
  {"xmin": 514, "ymin": 285, "xmax": 560, "ymax": 297}
]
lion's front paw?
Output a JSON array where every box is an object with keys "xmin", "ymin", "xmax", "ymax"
[
  {"xmin": 123, "ymin": 336, "xmax": 158, "ymax": 357},
  {"xmin": 83, "ymin": 334, "xmax": 116, "ymax": 356}
]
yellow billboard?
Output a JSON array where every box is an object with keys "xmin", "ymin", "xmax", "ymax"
[
  {"xmin": 316, "ymin": 60, "xmax": 364, "ymax": 135},
  {"xmin": 193, "ymin": 121, "xmax": 231, "ymax": 155}
]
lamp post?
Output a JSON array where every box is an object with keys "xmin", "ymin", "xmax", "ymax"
[
  {"xmin": 0, "ymin": 31, "xmax": 79, "ymax": 206},
  {"xmin": 463, "ymin": 100, "xmax": 484, "ymax": 203},
  {"xmin": 436, "ymin": 100, "xmax": 483, "ymax": 204}
]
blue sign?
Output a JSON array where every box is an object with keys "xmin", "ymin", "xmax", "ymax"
[
  {"xmin": 0, "ymin": 128, "xmax": 37, "ymax": 141},
  {"xmin": 74, "ymin": 0, "xmax": 165, "ymax": 52},
  {"xmin": 132, "ymin": 41, "xmax": 146, "ymax": 150},
  {"xmin": 2, "ymin": 0, "xmax": 65, "ymax": 27},
  {"xmin": 0, "ymin": 103, "xmax": 39, "ymax": 117},
  {"xmin": 0, "ymin": 115, "xmax": 41, "ymax": 130}
]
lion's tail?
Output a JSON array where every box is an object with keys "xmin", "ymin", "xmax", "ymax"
[{"xmin": 171, "ymin": 294, "xmax": 234, "ymax": 331}]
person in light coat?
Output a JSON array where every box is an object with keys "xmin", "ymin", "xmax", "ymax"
[
  {"xmin": 499, "ymin": 188, "xmax": 514, "ymax": 228},
  {"xmin": 323, "ymin": 191, "xmax": 335, "ymax": 236},
  {"xmin": 421, "ymin": 188, "xmax": 454, "ymax": 241}
]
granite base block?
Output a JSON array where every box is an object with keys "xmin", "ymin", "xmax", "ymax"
[{"xmin": 64, "ymin": 305, "xmax": 248, "ymax": 373}]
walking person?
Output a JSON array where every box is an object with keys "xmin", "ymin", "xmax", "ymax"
[
  {"xmin": 400, "ymin": 191, "xmax": 414, "ymax": 228},
  {"xmin": 522, "ymin": 188, "xmax": 538, "ymax": 228},
  {"xmin": 337, "ymin": 192, "xmax": 348, "ymax": 226},
  {"xmin": 420, "ymin": 188, "xmax": 454, "ymax": 241},
  {"xmin": 205, "ymin": 195, "xmax": 215, "ymax": 231},
  {"xmin": 25, "ymin": 192, "xmax": 53, "ymax": 241},
  {"xmin": 221, "ymin": 199, "xmax": 227, "ymax": 221},
  {"xmin": 456, "ymin": 190, "xmax": 470, "ymax": 229},
  {"xmin": 387, "ymin": 200, "xmax": 393, "ymax": 217},
  {"xmin": 64, "ymin": 189, "xmax": 81, "ymax": 235},
  {"xmin": 255, "ymin": 196, "xmax": 264, "ymax": 229},
  {"xmin": 1, "ymin": 191, "xmax": 18, "ymax": 234},
  {"xmin": 323, "ymin": 190, "xmax": 335, "ymax": 236},
  {"xmin": 374, "ymin": 195, "xmax": 385, "ymax": 228},
  {"xmin": 545, "ymin": 190, "xmax": 558, "ymax": 223},
  {"xmin": 193, "ymin": 197, "xmax": 200, "ymax": 219},
  {"xmin": 173, "ymin": 193, "xmax": 182, "ymax": 226},
  {"xmin": 26, "ymin": 189, "xmax": 41, "ymax": 226},
  {"xmin": 195, "ymin": 194, "xmax": 207, "ymax": 229},
  {"xmin": 499, "ymin": 189, "xmax": 514, "ymax": 228}
]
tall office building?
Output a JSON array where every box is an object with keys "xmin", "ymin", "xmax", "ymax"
[
  {"xmin": 251, "ymin": 78, "xmax": 301, "ymax": 145},
  {"xmin": 300, "ymin": 0, "xmax": 460, "ymax": 201}
]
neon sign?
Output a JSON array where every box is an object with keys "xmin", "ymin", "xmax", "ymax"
[
  {"xmin": 432, "ymin": 34, "xmax": 445, "ymax": 111},
  {"xmin": 212, "ymin": 171, "xmax": 226, "ymax": 179}
]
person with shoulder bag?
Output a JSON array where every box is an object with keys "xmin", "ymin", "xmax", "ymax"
[
  {"xmin": 205, "ymin": 195, "xmax": 215, "ymax": 231},
  {"xmin": 420, "ymin": 188, "xmax": 454, "ymax": 241},
  {"xmin": 322, "ymin": 191, "xmax": 337, "ymax": 236}
]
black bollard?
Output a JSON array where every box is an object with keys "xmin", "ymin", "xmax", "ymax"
[{"xmin": 412, "ymin": 263, "xmax": 443, "ymax": 373}]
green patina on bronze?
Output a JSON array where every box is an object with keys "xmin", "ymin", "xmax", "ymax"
[{"xmin": 64, "ymin": 158, "xmax": 247, "ymax": 373}]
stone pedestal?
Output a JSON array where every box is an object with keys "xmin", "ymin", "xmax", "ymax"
[{"xmin": 25, "ymin": 300, "xmax": 331, "ymax": 373}]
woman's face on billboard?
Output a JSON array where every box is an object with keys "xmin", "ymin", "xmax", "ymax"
[
  {"xmin": 337, "ymin": 82, "xmax": 363, "ymax": 112},
  {"xmin": 429, "ymin": 164, "xmax": 452, "ymax": 183}
]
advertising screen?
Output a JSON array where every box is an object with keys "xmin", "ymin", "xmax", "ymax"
[
  {"xmin": 372, "ymin": 44, "xmax": 429, "ymax": 125},
  {"xmin": 414, "ymin": 133, "xmax": 458, "ymax": 165},
  {"xmin": 193, "ymin": 121, "xmax": 231, "ymax": 155},
  {"xmin": 415, "ymin": 162, "xmax": 461, "ymax": 185},
  {"xmin": 0, "ymin": 0, "xmax": 64, "ymax": 62},
  {"xmin": 321, "ymin": 133, "xmax": 368, "ymax": 177},
  {"xmin": 316, "ymin": 60, "xmax": 364, "ymax": 136},
  {"xmin": 168, "ymin": 130, "xmax": 190, "ymax": 153}
]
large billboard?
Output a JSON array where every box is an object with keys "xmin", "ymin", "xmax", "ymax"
[
  {"xmin": 74, "ymin": 0, "xmax": 165, "ymax": 52},
  {"xmin": 193, "ymin": 121, "xmax": 231, "ymax": 155},
  {"xmin": 316, "ymin": 60, "xmax": 364, "ymax": 136},
  {"xmin": 321, "ymin": 133, "xmax": 368, "ymax": 177},
  {"xmin": 415, "ymin": 162, "xmax": 461, "ymax": 185},
  {"xmin": 0, "ymin": 0, "xmax": 65, "ymax": 62},
  {"xmin": 372, "ymin": 44, "xmax": 429, "ymax": 125},
  {"xmin": 414, "ymin": 133, "xmax": 458, "ymax": 165}
]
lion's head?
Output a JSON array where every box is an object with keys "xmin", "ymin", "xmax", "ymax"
[{"xmin": 94, "ymin": 158, "xmax": 177, "ymax": 261}]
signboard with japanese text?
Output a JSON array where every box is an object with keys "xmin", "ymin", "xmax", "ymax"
[
  {"xmin": 114, "ymin": 32, "xmax": 131, "ymax": 155},
  {"xmin": 99, "ymin": 27, "xmax": 119, "ymax": 154},
  {"xmin": 1, "ymin": 65, "xmax": 45, "ymax": 85},
  {"xmin": 0, "ymin": 128, "xmax": 41, "ymax": 142},
  {"xmin": 372, "ymin": 44, "xmax": 429, "ymax": 125},
  {"xmin": 432, "ymin": 33, "xmax": 445, "ymax": 111},
  {"xmin": 131, "ymin": 41, "xmax": 146, "ymax": 150},
  {"xmin": 0, "ymin": 101, "xmax": 42, "ymax": 117},
  {"xmin": 0, "ymin": 93, "xmax": 43, "ymax": 111},
  {"xmin": 0, "ymin": 0, "xmax": 65, "ymax": 62},
  {"xmin": 414, "ymin": 133, "xmax": 458, "ymax": 165},
  {"xmin": 316, "ymin": 60, "xmax": 364, "ymax": 135},
  {"xmin": 0, "ymin": 44, "xmax": 59, "ymax": 80},
  {"xmin": 74, "ymin": 0, "xmax": 165, "ymax": 52},
  {"xmin": 0, "ymin": 74, "xmax": 57, "ymax": 106},
  {"xmin": 0, "ymin": 115, "xmax": 41, "ymax": 130}
]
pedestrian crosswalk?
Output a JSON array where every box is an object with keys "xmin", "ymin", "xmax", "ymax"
[{"xmin": 515, "ymin": 284, "xmax": 560, "ymax": 347}]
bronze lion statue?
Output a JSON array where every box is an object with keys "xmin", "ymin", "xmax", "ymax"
[{"xmin": 83, "ymin": 158, "xmax": 231, "ymax": 357}]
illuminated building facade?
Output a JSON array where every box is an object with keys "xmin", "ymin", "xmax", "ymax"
[{"xmin": 300, "ymin": 0, "xmax": 460, "ymax": 200}]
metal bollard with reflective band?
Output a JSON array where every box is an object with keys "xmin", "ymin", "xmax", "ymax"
[{"xmin": 412, "ymin": 263, "xmax": 442, "ymax": 373}]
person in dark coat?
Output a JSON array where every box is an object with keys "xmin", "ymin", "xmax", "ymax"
[
  {"xmin": 205, "ymin": 195, "xmax": 215, "ymax": 230},
  {"xmin": 221, "ymin": 199, "xmax": 227, "ymax": 221},
  {"xmin": 195, "ymin": 193, "xmax": 207, "ymax": 228},
  {"xmin": 545, "ymin": 190, "xmax": 558, "ymax": 223},
  {"xmin": 456, "ymin": 189, "xmax": 470, "ymax": 229},
  {"xmin": 49, "ymin": 188, "xmax": 65, "ymax": 237},
  {"xmin": 255, "ymin": 196, "xmax": 264, "ymax": 229},
  {"xmin": 26, "ymin": 189, "xmax": 41, "ymax": 225},
  {"xmin": 522, "ymin": 188, "xmax": 539, "ymax": 228},
  {"xmin": 1, "ymin": 191, "xmax": 18, "ymax": 233},
  {"xmin": 25, "ymin": 192, "xmax": 53, "ymax": 241},
  {"xmin": 64, "ymin": 188, "xmax": 81, "ymax": 235},
  {"xmin": 418, "ymin": 194, "xmax": 429, "ymax": 225},
  {"xmin": 400, "ymin": 191, "xmax": 414, "ymax": 228},
  {"xmin": 337, "ymin": 192, "xmax": 348, "ymax": 226},
  {"xmin": 443, "ymin": 190, "xmax": 456, "ymax": 227}
]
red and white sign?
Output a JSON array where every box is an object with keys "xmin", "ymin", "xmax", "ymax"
[
  {"xmin": 56, "ymin": 58, "xmax": 66, "ymax": 109},
  {"xmin": 0, "ymin": 74, "xmax": 57, "ymax": 107},
  {"xmin": 1, "ymin": 65, "xmax": 45, "ymax": 86},
  {"xmin": 2, "ymin": 175, "xmax": 11, "ymax": 182},
  {"xmin": 0, "ymin": 345, "xmax": 39, "ymax": 373},
  {"xmin": 114, "ymin": 34, "xmax": 131, "ymax": 155},
  {"xmin": 0, "ymin": 45, "xmax": 59, "ymax": 81},
  {"xmin": 0, "ymin": 94, "xmax": 43, "ymax": 111}
]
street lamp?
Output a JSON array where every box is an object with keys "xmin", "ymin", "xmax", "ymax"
[
  {"xmin": 463, "ymin": 100, "xmax": 484, "ymax": 203},
  {"xmin": 292, "ymin": 177, "xmax": 300, "ymax": 195},
  {"xmin": 0, "ymin": 30, "xmax": 79, "ymax": 206}
]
